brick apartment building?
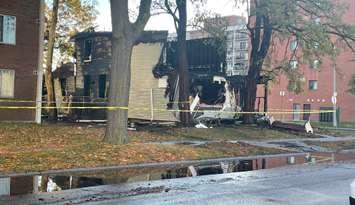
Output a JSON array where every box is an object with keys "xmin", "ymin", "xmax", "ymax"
[
  {"xmin": 0, "ymin": 0, "xmax": 42, "ymax": 121},
  {"xmin": 258, "ymin": 0, "xmax": 355, "ymax": 123}
]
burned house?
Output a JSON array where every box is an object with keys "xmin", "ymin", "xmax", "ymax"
[
  {"xmin": 71, "ymin": 31, "xmax": 177, "ymax": 121},
  {"xmin": 65, "ymin": 29, "xmax": 243, "ymax": 122},
  {"xmin": 154, "ymin": 38, "xmax": 227, "ymax": 105}
]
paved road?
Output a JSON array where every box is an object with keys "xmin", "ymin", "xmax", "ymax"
[
  {"xmin": 2, "ymin": 163, "xmax": 355, "ymax": 205},
  {"xmin": 241, "ymin": 136, "xmax": 355, "ymax": 152}
]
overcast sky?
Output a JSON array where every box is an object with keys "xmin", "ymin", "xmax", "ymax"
[{"xmin": 95, "ymin": 0, "xmax": 248, "ymax": 33}]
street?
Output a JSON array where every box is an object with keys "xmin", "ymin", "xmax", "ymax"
[{"xmin": 2, "ymin": 162, "xmax": 355, "ymax": 205}]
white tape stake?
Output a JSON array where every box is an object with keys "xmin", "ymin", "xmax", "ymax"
[
  {"xmin": 351, "ymin": 180, "xmax": 355, "ymax": 205},
  {"xmin": 351, "ymin": 180, "xmax": 355, "ymax": 198}
]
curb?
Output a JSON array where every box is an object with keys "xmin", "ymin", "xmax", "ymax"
[{"xmin": 0, "ymin": 153, "xmax": 308, "ymax": 178}]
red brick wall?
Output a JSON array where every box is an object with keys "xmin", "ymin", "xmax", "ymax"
[
  {"xmin": 0, "ymin": 0, "xmax": 40, "ymax": 121},
  {"xmin": 258, "ymin": 0, "xmax": 355, "ymax": 123},
  {"xmin": 252, "ymin": 155, "xmax": 306, "ymax": 170}
]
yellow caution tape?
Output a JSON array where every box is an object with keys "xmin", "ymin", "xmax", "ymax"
[
  {"xmin": 0, "ymin": 105, "xmax": 336, "ymax": 115},
  {"xmin": 0, "ymin": 99, "xmax": 192, "ymax": 104},
  {"xmin": 0, "ymin": 99, "xmax": 338, "ymax": 114}
]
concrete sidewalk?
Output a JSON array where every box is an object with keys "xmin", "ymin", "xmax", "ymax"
[{"xmin": 1, "ymin": 162, "xmax": 355, "ymax": 205}]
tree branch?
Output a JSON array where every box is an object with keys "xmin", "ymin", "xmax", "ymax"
[
  {"xmin": 164, "ymin": 0, "xmax": 180, "ymax": 25},
  {"xmin": 132, "ymin": 0, "xmax": 152, "ymax": 34}
]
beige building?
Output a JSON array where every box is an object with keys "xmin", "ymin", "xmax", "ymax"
[{"xmin": 71, "ymin": 31, "xmax": 177, "ymax": 122}]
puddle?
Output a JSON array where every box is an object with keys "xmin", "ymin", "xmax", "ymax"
[{"xmin": 1, "ymin": 152, "xmax": 354, "ymax": 197}]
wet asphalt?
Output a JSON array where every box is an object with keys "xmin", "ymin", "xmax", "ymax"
[{"xmin": 2, "ymin": 162, "xmax": 355, "ymax": 205}]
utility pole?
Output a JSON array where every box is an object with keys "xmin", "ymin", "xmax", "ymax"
[
  {"xmin": 35, "ymin": 0, "xmax": 45, "ymax": 124},
  {"xmin": 264, "ymin": 81, "xmax": 268, "ymax": 113},
  {"xmin": 331, "ymin": 46, "xmax": 338, "ymax": 128}
]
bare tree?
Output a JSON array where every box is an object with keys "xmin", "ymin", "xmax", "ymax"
[
  {"xmin": 104, "ymin": 0, "xmax": 152, "ymax": 144},
  {"xmin": 154, "ymin": 0, "xmax": 193, "ymax": 126},
  {"xmin": 44, "ymin": 0, "xmax": 59, "ymax": 121},
  {"xmin": 44, "ymin": 0, "xmax": 97, "ymax": 120}
]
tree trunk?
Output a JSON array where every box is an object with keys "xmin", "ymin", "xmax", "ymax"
[
  {"xmin": 243, "ymin": 65, "xmax": 259, "ymax": 124},
  {"xmin": 44, "ymin": 0, "xmax": 59, "ymax": 121},
  {"xmin": 105, "ymin": 0, "xmax": 151, "ymax": 144},
  {"xmin": 54, "ymin": 78, "xmax": 63, "ymax": 113},
  {"xmin": 104, "ymin": 38, "xmax": 133, "ymax": 144},
  {"xmin": 176, "ymin": 0, "xmax": 192, "ymax": 126}
]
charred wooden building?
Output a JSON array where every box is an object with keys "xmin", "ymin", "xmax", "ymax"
[
  {"xmin": 71, "ymin": 31, "xmax": 178, "ymax": 121},
  {"xmin": 66, "ymin": 30, "xmax": 243, "ymax": 121}
]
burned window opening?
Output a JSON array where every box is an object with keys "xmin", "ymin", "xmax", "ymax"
[
  {"xmin": 193, "ymin": 80, "xmax": 226, "ymax": 105},
  {"xmin": 98, "ymin": 74, "xmax": 107, "ymax": 98},
  {"xmin": 83, "ymin": 39, "xmax": 93, "ymax": 61}
]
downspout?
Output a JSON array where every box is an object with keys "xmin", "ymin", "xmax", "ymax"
[
  {"xmin": 264, "ymin": 81, "xmax": 268, "ymax": 113},
  {"xmin": 35, "ymin": 0, "xmax": 45, "ymax": 124}
]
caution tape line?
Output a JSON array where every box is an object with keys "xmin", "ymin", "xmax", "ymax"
[
  {"xmin": 0, "ymin": 106, "xmax": 336, "ymax": 114},
  {"xmin": 0, "ymin": 100, "xmax": 193, "ymax": 104}
]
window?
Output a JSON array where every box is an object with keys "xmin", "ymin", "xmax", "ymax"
[
  {"xmin": 83, "ymin": 39, "xmax": 93, "ymax": 62},
  {"xmin": 289, "ymin": 60, "xmax": 298, "ymax": 69},
  {"xmin": 0, "ymin": 14, "xmax": 16, "ymax": 45},
  {"xmin": 313, "ymin": 42, "xmax": 319, "ymax": 49},
  {"xmin": 320, "ymin": 107, "xmax": 340, "ymax": 123},
  {"xmin": 236, "ymin": 52, "xmax": 247, "ymax": 60},
  {"xmin": 290, "ymin": 40, "xmax": 298, "ymax": 51},
  {"xmin": 98, "ymin": 74, "xmax": 106, "ymax": 98},
  {"xmin": 240, "ymin": 41, "xmax": 247, "ymax": 50},
  {"xmin": 237, "ymin": 32, "xmax": 248, "ymax": 39},
  {"xmin": 309, "ymin": 80, "xmax": 318, "ymax": 90},
  {"xmin": 310, "ymin": 59, "xmax": 320, "ymax": 69},
  {"xmin": 0, "ymin": 69, "xmax": 15, "ymax": 98}
]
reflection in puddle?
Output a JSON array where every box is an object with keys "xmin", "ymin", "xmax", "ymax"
[{"xmin": 1, "ymin": 152, "xmax": 355, "ymax": 197}]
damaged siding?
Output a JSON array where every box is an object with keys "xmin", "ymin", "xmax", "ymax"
[
  {"xmin": 129, "ymin": 43, "xmax": 176, "ymax": 121},
  {"xmin": 73, "ymin": 31, "xmax": 176, "ymax": 122}
]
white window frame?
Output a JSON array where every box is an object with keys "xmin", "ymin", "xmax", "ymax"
[
  {"xmin": 309, "ymin": 80, "xmax": 318, "ymax": 91},
  {"xmin": 0, "ymin": 14, "xmax": 16, "ymax": 45},
  {"xmin": 240, "ymin": 41, "xmax": 247, "ymax": 50},
  {"xmin": 0, "ymin": 69, "xmax": 15, "ymax": 98}
]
